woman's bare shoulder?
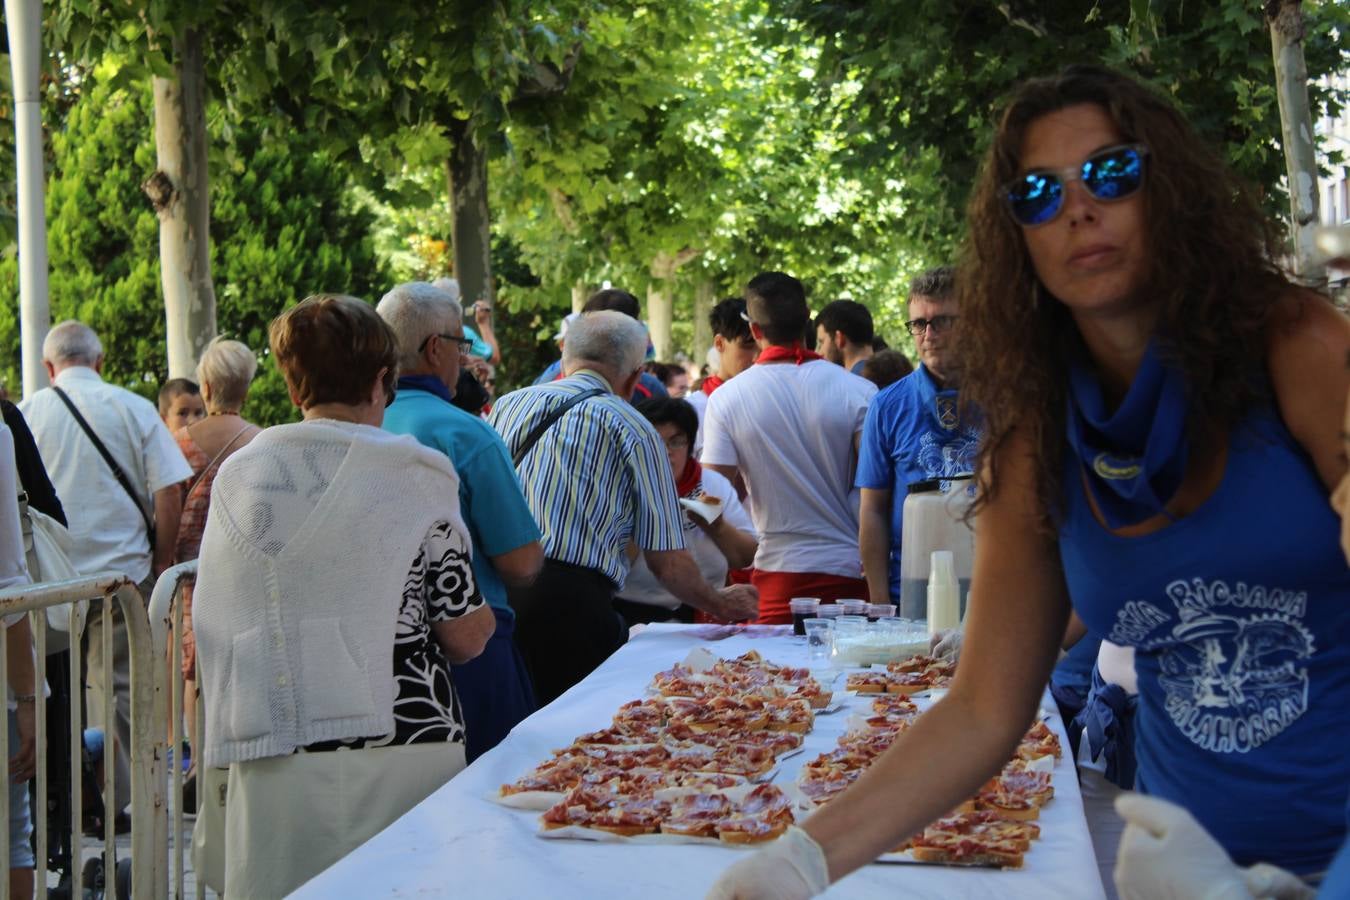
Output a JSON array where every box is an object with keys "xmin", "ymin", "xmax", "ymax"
[{"xmin": 1267, "ymin": 289, "xmax": 1349, "ymax": 490}]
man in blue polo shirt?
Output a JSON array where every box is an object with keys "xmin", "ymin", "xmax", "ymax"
[
  {"xmin": 856, "ymin": 266, "xmax": 979, "ymax": 606},
  {"xmin": 377, "ymin": 281, "xmax": 544, "ymax": 760},
  {"xmin": 859, "ymin": 268, "xmax": 1099, "ymax": 725}
]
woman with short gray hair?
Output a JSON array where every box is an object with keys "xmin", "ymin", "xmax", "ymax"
[{"xmin": 171, "ymin": 337, "xmax": 263, "ymax": 786}]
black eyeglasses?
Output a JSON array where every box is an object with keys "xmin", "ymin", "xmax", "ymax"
[
  {"xmin": 905, "ymin": 315, "xmax": 958, "ymax": 337},
  {"xmin": 1005, "ymin": 143, "xmax": 1149, "ymax": 227},
  {"xmin": 418, "ymin": 332, "xmax": 473, "ymax": 353}
]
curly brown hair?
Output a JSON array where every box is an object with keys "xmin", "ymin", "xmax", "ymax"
[{"xmin": 960, "ymin": 65, "xmax": 1289, "ymax": 536}]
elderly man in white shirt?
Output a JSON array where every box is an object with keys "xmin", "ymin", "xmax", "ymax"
[{"xmin": 21, "ymin": 320, "xmax": 191, "ymax": 816}]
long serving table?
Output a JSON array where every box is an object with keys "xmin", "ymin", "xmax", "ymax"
[{"xmin": 291, "ymin": 624, "xmax": 1107, "ymax": 899}]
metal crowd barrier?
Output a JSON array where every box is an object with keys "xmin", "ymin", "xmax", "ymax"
[
  {"xmin": 0, "ymin": 574, "xmax": 169, "ymax": 900},
  {"xmin": 145, "ymin": 562, "xmax": 206, "ymax": 900}
]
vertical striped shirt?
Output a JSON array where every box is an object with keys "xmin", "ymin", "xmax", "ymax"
[{"xmin": 487, "ymin": 370, "xmax": 686, "ymax": 586}]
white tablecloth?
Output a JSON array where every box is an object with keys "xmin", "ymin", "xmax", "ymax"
[{"xmin": 292, "ymin": 624, "xmax": 1107, "ymax": 899}]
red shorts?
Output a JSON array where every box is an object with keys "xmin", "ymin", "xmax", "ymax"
[{"xmin": 750, "ymin": 570, "xmax": 869, "ymax": 625}]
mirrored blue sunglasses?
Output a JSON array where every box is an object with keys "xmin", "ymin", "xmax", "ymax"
[{"xmin": 1005, "ymin": 143, "xmax": 1149, "ymax": 227}]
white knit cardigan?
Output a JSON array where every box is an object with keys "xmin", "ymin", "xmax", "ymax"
[{"xmin": 194, "ymin": 419, "xmax": 469, "ymax": 768}]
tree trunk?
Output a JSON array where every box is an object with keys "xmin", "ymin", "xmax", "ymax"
[
  {"xmin": 445, "ymin": 119, "xmax": 495, "ymax": 311},
  {"xmin": 693, "ymin": 279, "xmax": 715, "ymax": 372},
  {"xmin": 1266, "ymin": 0, "xmax": 1325, "ymax": 285},
  {"xmin": 149, "ymin": 28, "xmax": 216, "ymax": 379},
  {"xmin": 646, "ymin": 282, "xmax": 673, "ymax": 363},
  {"xmin": 6, "ymin": 0, "xmax": 50, "ymax": 398},
  {"xmin": 571, "ymin": 281, "xmax": 587, "ymax": 314},
  {"xmin": 647, "ymin": 250, "xmax": 702, "ymax": 362}
]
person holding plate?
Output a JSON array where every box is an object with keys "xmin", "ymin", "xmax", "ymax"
[{"xmin": 613, "ymin": 397, "xmax": 758, "ymax": 626}]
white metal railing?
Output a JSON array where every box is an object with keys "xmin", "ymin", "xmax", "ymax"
[
  {"xmin": 0, "ymin": 574, "xmax": 168, "ymax": 899},
  {"xmin": 146, "ymin": 561, "xmax": 207, "ymax": 900}
]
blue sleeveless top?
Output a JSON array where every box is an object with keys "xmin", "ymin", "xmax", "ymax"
[{"xmin": 1062, "ymin": 412, "xmax": 1350, "ymax": 876}]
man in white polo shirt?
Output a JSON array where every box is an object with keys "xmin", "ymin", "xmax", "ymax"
[
  {"xmin": 22, "ymin": 320, "xmax": 190, "ymax": 817},
  {"xmin": 702, "ymin": 272, "xmax": 876, "ymax": 623}
]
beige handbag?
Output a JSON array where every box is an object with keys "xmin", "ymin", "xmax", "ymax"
[{"xmin": 18, "ymin": 493, "xmax": 86, "ymax": 654}]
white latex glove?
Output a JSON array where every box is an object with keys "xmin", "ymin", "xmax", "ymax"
[
  {"xmin": 705, "ymin": 825, "xmax": 830, "ymax": 900},
  {"xmin": 930, "ymin": 627, "xmax": 963, "ymax": 661},
  {"xmin": 1240, "ymin": 864, "xmax": 1316, "ymax": 900},
  {"xmin": 1114, "ymin": 793, "xmax": 1314, "ymax": 900}
]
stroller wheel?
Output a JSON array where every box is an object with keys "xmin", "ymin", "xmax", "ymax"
[
  {"xmin": 80, "ymin": 856, "xmax": 104, "ymax": 898},
  {"xmin": 115, "ymin": 857, "xmax": 134, "ymax": 900}
]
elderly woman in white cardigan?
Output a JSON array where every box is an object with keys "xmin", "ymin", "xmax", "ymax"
[{"xmin": 193, "ymin": 294, "xmax": 495, "ymax": 897}]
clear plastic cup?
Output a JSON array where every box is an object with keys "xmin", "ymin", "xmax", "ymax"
[
  {"xmin": 834, "ymin": 615, "xmax": 868, "ymax": 633},
  {"xmin": 803, "ymin": 617, "xmax": 834, "ymax": 664},
  {"xmin": 838, "ymin": 598, "xmax": 867, "ymax": 617},
  {"xmin": 789, "ymin": 597, "xmax": 821, "ymax": 636},
  {"xmin": 867, "ymin": 603, "xmax": 898, "ymax": 621}
]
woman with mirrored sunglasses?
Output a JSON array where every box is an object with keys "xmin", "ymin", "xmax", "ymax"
[{"xmin": 707, "ymin": 65, "xmax": 1350, "ymax": 900}]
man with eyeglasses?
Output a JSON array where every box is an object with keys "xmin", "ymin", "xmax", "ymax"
[
  {"xmin": 686, "ymin": 297, "xmax": 760, "ymax": 457},
  {"xmin": 702, "ymin": 272, "xmax": 877, "ymax": 623},
  {"xmin": 377, "ymin": 281, "xmax": 545, "ymax": 761},
  {"xmin": 856, "ymin": 266, "xmax": 981, "ymax": 608}
]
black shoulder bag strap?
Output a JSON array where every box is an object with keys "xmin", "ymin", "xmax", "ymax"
[
  {"xmin": 511, "ymin": 388, "xmax": 605, "ymax": 468},
  {"xmin": 51, "ymin": 386, "xmax": 156, "ymax": 548}
]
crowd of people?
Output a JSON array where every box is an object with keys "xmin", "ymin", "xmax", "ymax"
[{"xmin": 0, "ymin": 62, "xmax": 1346, "ymax": 899}]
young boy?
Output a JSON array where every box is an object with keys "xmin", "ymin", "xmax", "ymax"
[{"xmin": 158, "ymin": 378, "xmax": 205, "ymax": 432}]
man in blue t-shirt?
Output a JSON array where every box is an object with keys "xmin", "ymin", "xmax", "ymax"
[
  {"xmin": 856, "ymin": 266, "xmax": 979, "ymax": 606},
  {"xmin": 377, "ymin": 281, "xmax": 545, "ymax": 761}
]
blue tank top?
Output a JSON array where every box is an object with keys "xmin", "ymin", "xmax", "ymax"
[{"xmin": 1061, "ymin": 412, "xmax": 1350, "ymax": 876}]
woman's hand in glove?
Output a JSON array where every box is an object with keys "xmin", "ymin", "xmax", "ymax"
[
  {"xmin": 1114, "ymin": 793, "xmax": 1313, "ymax": 900},
  {"xmin": 705, "ymin": 825, "xmax": 830, "ymax": 900}
]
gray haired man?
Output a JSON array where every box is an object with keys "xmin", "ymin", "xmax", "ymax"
[
  {"xmin": 22, "ymin": 320, "xmax": 191, "ymax": 816},
  {"xmin": 377, "ymin": 282, "xmax": 545, "ymax": 760},
  {"xmin": 488, "ymin": 311, "xmax": 757, "ymax": 703}
]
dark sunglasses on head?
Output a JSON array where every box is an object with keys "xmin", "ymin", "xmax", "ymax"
[{"xmin": 1005, "ymin": 143, "xmax": 1149, "ymax": 227}]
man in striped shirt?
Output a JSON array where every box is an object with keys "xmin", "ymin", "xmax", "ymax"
[{"xmin": 489, "ymin": 311, "xmax": 759, "ymax": 703}]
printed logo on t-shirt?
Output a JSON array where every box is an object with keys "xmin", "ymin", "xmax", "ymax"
[
  {"xmin": 1106, "ymin": 578, "xmax": 1314, "ymax": 754},
  {"xmin": 916, "ymin": 428, "xmax": 979, "ymax": 491}
]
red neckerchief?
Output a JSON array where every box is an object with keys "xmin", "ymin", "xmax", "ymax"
[
  {"xmin": 756, "ymin": 343, "xmax": 823, "ymax": 365},
  {"xmin": 700, "ymin": 374, "xmax": 725, "ymax": 395},
  {"xmin": 675, "ymin": 456, "xmax": 702, "ymax": 497}
]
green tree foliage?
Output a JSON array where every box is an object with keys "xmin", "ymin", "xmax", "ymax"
[
  {"xmin": 493, "ymin": 0, "xmax": 922, "ymax": 352},
  {"xmin": 777, "ymin": 0, "xmax": 1349, "ymax": 256},
  {"xmin": 0, "ymin": 65, "xmax": 387, "ymax": 424}
]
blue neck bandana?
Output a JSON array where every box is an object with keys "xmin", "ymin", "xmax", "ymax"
[
  {"xmin": 397, "ymin": 374, "xmax": 455, "ymax": 405},
  {"xmin": 1065, "ymin": 340, "xmax": 1189, "ymax": 529}
]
